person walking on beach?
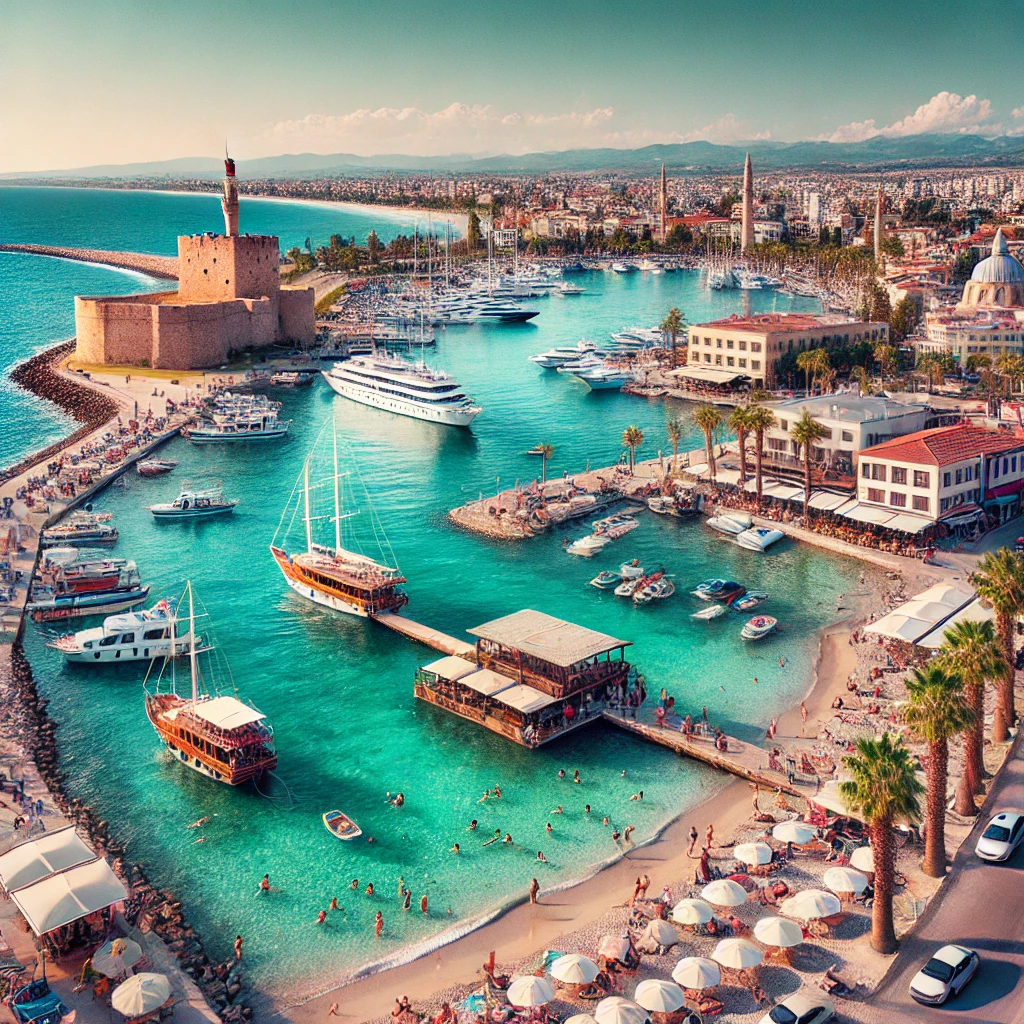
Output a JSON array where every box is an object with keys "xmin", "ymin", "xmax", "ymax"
[
  {"xmin": 687, "ymin": 825, "xmax": 699, "ymax": 856},
  {"xmin": 328, "ymin": 1004, "xmax": 339, "ymax": 1017},
  {"xmin": 375, "ymin": 911, "xmax": 384, "ymax": 938},
  {"xmin": 800, "ymin": 702, "xmax": 808, "ymax": 734},
  {"xmin": 705, "ymin": 823, "xmax": 714, "ymax": 848},
  {"xmin": 529, "ymin": 878, "xmax": 540, "ymax": 904},
  {"xmin": 234, "ymin": 935, "xmax": 243, "ymax": 961}
]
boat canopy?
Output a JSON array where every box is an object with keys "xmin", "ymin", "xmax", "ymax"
[
  {"xmin": 468, "ymin": 609, "xmax": 630, "ymax": 668},
  {"xmin": 190, "ymin": 696, "xmax": 265, "ymax": 730},
  {"xmin": 668, "ymin": 365, "xmax": 749, "ymax": 385},
  {"xmin": 422, "ymin": 655, "xmax": 477, "ymax": 682},
  {"xmin": 11, "ymin": 857, "xmax": 127, "ymax": 935},
  {"xmin": 0, "ymin": 826, "xmax": 95, "ymax": 893},
  {"xmin": 459, "ymin": 668, "xmax": 516, "ymax": 696},
  {"xmin": 494, "ymin": 684, "xmax": 560, "ymax": 713}
]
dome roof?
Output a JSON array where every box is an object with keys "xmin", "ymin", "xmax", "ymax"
[{"xmin": 971, "ymin": 228, "xmax": 1024, "ymax": 284}]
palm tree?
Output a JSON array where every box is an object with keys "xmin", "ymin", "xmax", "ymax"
[
  {"xmin": 745, "ymin": 404, "xmax": 776, "ymax": 504},
  {"xmin": 970, "ymin": 548, "xmax": 1024, "ymax": 742},
  {"xmin": 661, "ymin": 308, "xmax": 685, "ymax": 368},
  {"xmin": 902, "ymin": 664, "xmax": 975, "ymax": 877},
  {"xmin": 939, "ymin": 619, "xmax": 1007, "ymax": 812},
  {"xmin": 789, "ymin": 410, "xmax": 830, "ymax": 511},
  {"xmin": 997, "ymin": 352, "xmax": 1024, "ymax": 396},
  {"xmin": 874, "ymin": 342, "xmax": 898, "ymax": 383},
  {"xmin": 537, "ymin": 443, "xmax": 554, "ymax": 483},
  {"xmin": 728, "ymin": 406, "xmax": 752, "ymax": 486},
  {"xmin": 622, "ymin": 425, "xmax": 644, "ymax": 473},
  {"xmin": 851, "ymin": 365, "xmax": 872, "ymax": 394},
  {"xmin": 796, "ymin": 350, "xmax": 818, "ymax": 394},
  {"xmin": 693, "ymin": 405, "xmax": 722, "ymax": 484},
  {"xmin": 840, "ymin": 734, "xmax": 923, "ymax": 954},
  {"xmin": 665, "ymin": 418, "xmax": 684, "ymax": 473}
]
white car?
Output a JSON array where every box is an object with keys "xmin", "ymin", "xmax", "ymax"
[
  {"xmin": 909, "ymin": 944, "xmax": 980, "ymax": 1005},
  {"xmin": 975, "ymin": 810, "xmax": 1024, "ymax": 862},
  {"xmin": 758, "ymin": 991, "xmax": 834, "ymax": 1024}
]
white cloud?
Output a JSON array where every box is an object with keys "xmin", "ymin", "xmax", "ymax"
[
  {"xmin": 825, "ymin": 91, "xmax": 1000, "ymax": 143},
  {"xmin": 1013, "ymin": 106, "xmax": 1024, "ymax": 120}
]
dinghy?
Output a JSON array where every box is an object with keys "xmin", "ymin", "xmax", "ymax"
[
  {"xmin": 323, "ymin": 810, "xmax": 363, "ymax": 841},
  {"xmin": 692, "ymin": 603, "xmax": 727, "ymax": 620},
  {"xmin": 741, "ymin": 615, "xmax": 778, "ymax": 641}
]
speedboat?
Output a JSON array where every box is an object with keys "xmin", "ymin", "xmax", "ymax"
[
  {"xmin": 556, "ymin": 354, "xmax": 606, "ymax": 375},
  {"xmin": 735, "ymin": 527, "xmax": 785, "ymax": 552},
  {"xmin": 528, "ymin": 341, "xmax": 597, "ymax": 369},
  {"xmin": 557, "ymin": 283, "xmax": 587, "ymax": 296},
  {"xmin": 731, "ymin": 592, "xmax": 769, "ymax": 613},
  {"xmin": 571, "ymin": 367, "xmax": 632, "ymax": 391},
  {"xmin": 615, "ymin": 573, "xmax": 654, "ymax": 598},
  {"xmin": 694, "ymin": 579, "xmax": 747, "ymax": 603},
  {"xmin": 741, "ymin": 615, "xmax": 778, "ymax": 641},
  {"xmin": 611, "ymin": 262, "xmax": 635, "ymax": 273},
  {"xmin": 593, "ymin": 514, "xmax": 639, "ymax": 539},
  {"xmin": 137, "ymin": 458, "xmax": 178, "ymax": 477},
  {"xmin": 148, "ymin": 484, "xmax": 238, "ymax": 519},
  {"xmin": 648, "ymin": 496, "xmax": 677, "ymax": 516},
  {"xmin": 567, "ymin": 534, "xmax": 612, "ymax": 557},
  {"xmin": 692, "ymin": 603, "xmax": 727, "ymax": 620},
  {"xmin": 619, "ymin": 560, "xmax": 645, "ymax": 580},
  {"xmin": 717, "ymin": 582, "xmax": 748, "ymax": 604},
  {"xmin": 634, "ymin": 578, "xmax": 675, "ymax": 605},
  {"xmin": 706, "ymin": 510, "xmax": 753, "ymax": 536},
  {"xmin": 589, "ymin": 570, "xmax": 623, "ymax": 590},
  {"xmin": 692, "ymin": 578, "xmax": 728, "ymax": 600}
]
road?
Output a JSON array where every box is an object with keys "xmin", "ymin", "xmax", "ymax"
[{"xmin": 856, "ymin": 732, "xmax": 1024, "ymax": 1023}]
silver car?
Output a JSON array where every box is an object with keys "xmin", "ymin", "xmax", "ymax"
[
  {"xmin": 975, "ymin": 810, "xmax": 1024, "ymax": 862},
  {"xmin": 909, "ymin": 945, "xmax": 980, "ymax": 1005}
]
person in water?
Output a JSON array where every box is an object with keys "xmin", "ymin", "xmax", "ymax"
[
  {"xmin": 317, "ymin": 910, "xmax": 327, "ymax": 925},
  {"xmin": 420, "ymin": 894, "xmax": 428, "ymax": 915},
  {"xmin": 259, "ymin": 874, "xmax": 271, "ymax": 895},
  {"xmin": 329, "ymin": 896, "xmax": 339, "ymax": 911},
  {"xmin": 546, "ymin": 822, "xmax": 553, "ymax": 833},
  {"xmin": 537, "ymin": 851, "xmax": 548, "ymax": 862},
  {"xmin": 375, "ymin": 911, "xmax": 383, "ymax": 938},
  {"xmin": 493, "ymin": 784, "xmax": 502, "ymax": 798},
  {"xmin": 573, "ymin": 770, "xmax": 581, "ymax": 784},
  {"xmin": 452, "ymin": 842, "xmax": 461, "ymax": 855},
  {"xmin": 365, "ymin": 882, "xmax": 375, "ymax": 896},
  {"xmin": 391, "ymin": 793, "xmax": 405, "ymax": 807},
  {"xmin": 552, "ymin": 805, "xmax": 564, "ymax": 815},
  {"xmin": 403, "ymin": 889, "xmax": 412, "ymax": 912},
  {"xmin": 468, "ymin": 820, "xmax": 478, "ymax": 830},
  {"xmin": 350, "ymin": 879, "xmax": 359, "ymax": 890},
  {"xmin": 503, "ymin": 833, "xmax": 513, "ymax": 844},
  {"xmin": 557, "ymin": 769, "xmax": 566, "ymax": 779}
]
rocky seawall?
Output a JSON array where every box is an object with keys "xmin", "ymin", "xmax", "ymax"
[{"xmin": 0, "ymin": 244, "xmax": 178, "ymax": 280}]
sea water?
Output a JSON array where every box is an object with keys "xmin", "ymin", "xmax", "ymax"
[{"xmin": 4, "ymin": 188, "xmax": 866, "ymax": 998}]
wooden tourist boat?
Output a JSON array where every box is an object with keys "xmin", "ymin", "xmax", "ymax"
[
  {"xmin": 144, "ymin": 583, "xmax": 276, "ymax": 787},
  {"xmin": 322, "ymin": 810, "xmax": 362, "ymax": 840}
]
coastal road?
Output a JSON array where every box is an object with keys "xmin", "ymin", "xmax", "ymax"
[{"xmin": 856, "ymin": 733, "xmax": 1024, "ymax": 1023}]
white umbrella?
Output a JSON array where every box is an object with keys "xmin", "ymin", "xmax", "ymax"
[
  {"xmin": 671, "ymin": 898, "xmax": 714, "ymax": 925},
  {"xmin": 92, "ymin": 938, "xmax": 143, "ymax": 978},
  {"xmin": 711, "ymin": 938, "xmax": 763, "ymax": 970},
  {"xmin": 640, "ymin": 919, "xmax": 679, "ymax": 949},
  {"xmin": 597, "ymin": 933, "xmax": 632, "ymax": 962},
  {"xmin": 824, "ymin": 866, "xmax": 869, "ymax": 894},
  {"xmin": 849, "ymin": 846, "xmax": 875, "ymax": 873},
  {"xmin": 671, "ymin": 956, "xmax": 721, "ymax": 990},
  {"xmin": 701, "ymin": 879, "xmax": 748, "ymax": 907},
  {"xmin": 507, "ymin": 976, "xmax": 556, "ymax": 1007},
  {"xmin": 111, "ymin": 973, "xmax": 171, "ymax": 1018},
  {"xmin": 594, "ymin": 997, "xmax": 648, "ymax": 1024},
  {"xmin": 565, "ymin": 1016, "xmax": 599, "ymax": 1024},
  {"xmin": 551, "ymin": 954, "xmax": 600, "ymax": 984},
  {"xmin": 633, "ymin": 980, "xmax": 685, "ymax": 1013},
  {"xmin": 772, "ymin": 821, "xmax": 816, "ymax": 845},
  {"xmin": 752, "ymin": 916, "xmax": 803, "ymax": 948},
  {"xmin": 779, "ymin": 889, "xmax": 842, "ymax": 921},
  {"xmin": 734, "ymin": 841, "xmax": 773, "ymax": 867}
]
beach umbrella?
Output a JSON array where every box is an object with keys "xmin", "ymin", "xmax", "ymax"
[
  {"xmin": 824, "ymin": 866, "xmax": 869, "ymax": 894},
  {"xmin": 711, "ymin": 938, "xmax": 763, "ymax": 970},
  {"xmin": 594, "ymin": 997, "xmax": 648, "ymax": 1024},
  {"xmin": 779, "ymin": 889, "xmax": 842, "ymax": 922},
  {"xmin": 700, "ymin": 879, "xmax": 748, "ymax": 907},
  {"xmin": 640, "ymin": 919, "xmax": 679, "ymax": 949},
  {"xmin": 671, "ymin": 898, "xmax": 714, "ymax": 925},
  {"xmin": 551, "ymin": 954, "xmax": 600, "ymax": 984},
  {"xmin": 111, "ymin": 973, "xmax": 171, "ymax": 1018},
  {"xmin": 752, "ymin": 916, "xmax": 803, "ymax": 948},
  {"xmin": 507, "ymin": 976, "xmax": 556, "ymax": 1007},
  {"xmin": 671, "ymin": 956, "xmax": 721, "ymax": 990},
  {"xmin": 772, "ymin": 821, "xmax": 816, "ymax": 846},
  {"xmin": 734, "ymin": 841, "xmax": 773, "ymax": 867},
  {"xmin": 849, "ymin": 846, "xmax": 875, "ymax": 873},
  {"xmin": 92, "ymin": 938, "xmax": 143, "ymax": 978},
  {"xmin": 633, "ymin": 980, "xmax": 686, "ymax": 1013},
  {"xmin": 597, "ymin": 934, "xmax": 632, "ymax": 962},
  {"xmin": 565, "ymin": 1016, "xmax": 599, "ymax": 1024}
]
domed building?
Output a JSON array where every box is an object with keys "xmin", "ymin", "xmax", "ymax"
[{"xmin": 957, "ymin": 228, "xmax": 1024, "ymax": 310}]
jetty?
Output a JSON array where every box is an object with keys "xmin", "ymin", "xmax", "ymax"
[
  {"xmin": 0, "ymin": 243, "xmax": 179, "ymax": 280},
  {"xmin": 372, "ymin": 611, "xmax": 475, "ymax": 657}
]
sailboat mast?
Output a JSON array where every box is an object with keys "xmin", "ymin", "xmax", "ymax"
[
  {"xmin": 188, "ymin": 582, "xmax": 198, "ymax": 705},
  {"xmin": 333, "ymin": 428, "xmax": 342, "ymax": 555},
  {"xmin": 303, "ymin": 456, "xmax": 313, "ymax": 553}
]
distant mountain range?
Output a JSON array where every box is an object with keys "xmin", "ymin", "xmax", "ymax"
[{"xmin": 7, "ymin": 133, "xmax": 1024, "ymax": 179}]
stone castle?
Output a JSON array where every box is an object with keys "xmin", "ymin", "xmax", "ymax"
[{"xmin": 74, "ymin": 157, "xmax": 315, "ymax": 369}]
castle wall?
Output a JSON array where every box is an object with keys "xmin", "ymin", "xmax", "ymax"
[
  {"xmin": 178, "ymin": 234, "xmax": 281, "ymax": 303},
  {"xmin": 278, "ymin": 287, "xmax": 316, "ymax": 344},
  {"xmin": 74, "ymin": 292, "xmax": 171, "ymax": 367}
]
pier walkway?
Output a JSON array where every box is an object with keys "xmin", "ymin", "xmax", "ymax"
[
  {"xmin": 0, "ymin": 243, "xmax": 179, "ymax": 280},
  {"xmin": 371, "ymin": 612, "xmax": 475, "ymax": 657}
]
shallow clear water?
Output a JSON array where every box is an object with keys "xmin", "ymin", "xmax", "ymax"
[{"xmin": 4, "ymin": 189, "xmax": 867, "ymax": 998}]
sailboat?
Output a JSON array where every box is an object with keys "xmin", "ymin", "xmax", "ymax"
[
  {"xmin": 269, "ymin": 422, "xmax": 408, "ymax": 618},
  {"xmin": 144, "ymin": 583, "xmax": 277, "ymax": 786}
]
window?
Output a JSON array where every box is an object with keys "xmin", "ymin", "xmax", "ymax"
[
  {"xmin": 751, "ymin": 361, "xmax": 760, "ymax": 370},
  {"xmin": 965, "ymin": 465, "xmax": 974, "ymax": 482},
  {"xmin": 704, "ymin": 353, "xmax": 711, "ymax": 363},
  {"xmin": 99, "ymin": 635, "xmax": 117, "ymax": 647},
  {"xmin": 862, "ymin": 463, "xmax": 872, "ymax": 479},
  {"xmin": 913, "ymin": 495, "xmax": 930, "ymax": 512},
  {"xmin": 121, "ymin": 632, "xmax": 134, "ymax": 644},
  {"xmin": 890, "ymin": 492, "xmax": 907, "ymax": 507},
  {"xmin": 1005, "ymin": 458, "xmax": 1010, "ymax": 475},
  {"xmin": 715, "ymin": 354, "xmax": 722, "ymax": 365},
  {"xmin": 1015, "ymin": 456, "xmax": 1019, "ymax": 473},
  {"xmin": 768, "ymin": 438, "xmax": 788, "ymax": 452},
  {"xmin": 739, "ymin": 340, "xmax": 748, "ymax": 351},
  {"xmin": 751, "ymin": 342, "xmax": 762, "ymax": 353},
  {"xmin": 780, "ymin": 419, "xmax": 788, "ymax": 431},
  {"xmin": 871, "ymin": 464, "xmax": 886, "ymax": 481},
  {"xmin": 716, "ymin": 339, "xmax": 723, "ymax": 349},
  {"xmin": 143, "ymin": 628, "xmax": 166, "ymax": 641},
  {"xmin": 891, "ymin": 467, "xmax": 907, "ymax": 484},
  {"xmin": 955, "ymin": 469, "xmax": 963, "ymax": 485},
  {"xmin": 914, "ymin": 470, "xmax": 930, "ymax": 488},
  {"xmin": 943, "ymin": 471, "xmax": 951, "ymax": 487},
  {"xmin": 841, "ymin": 431, "xmax": 853, "ymax": 442},
  {"xmin": 867, "ymin": 488, "xmax": 885, "ymax": 502},
  {"xmin": 992, "ymin": 459, "xmax": 1000, "ymax": 480},
  {"xmin": 727, "ymin": 340, "xmax": 734, "ymax": 350},
  {"xmin": 738, "ymin": 358, "xmax": 747, "ymax": 368}
]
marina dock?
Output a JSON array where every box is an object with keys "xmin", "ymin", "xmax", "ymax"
[{"xmin": 372, "ymin": 611, "xmax": 475, "ymax": 657}]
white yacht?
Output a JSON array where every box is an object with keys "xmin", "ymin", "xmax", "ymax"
[
  {"xmin": 529, "ymin": 340, "xmax": 598, "ymax": 369},
  {"xmin": 47, "ymin": 599, "xmax": 194, "ymax": 663},
  {"xmin": 323, "ymin": 355, "xmax": 482, "ymax": 427},
  {"xmin": 569, "ymin": 367, "xmax": 632, "ymax": 391},
  {"xmin": 610, "ymin": 327, "xmax": 665, "ymax": 351},
  {"xmin": 186, "ymin": 398, "xmax": 290, "ymax": 442}
]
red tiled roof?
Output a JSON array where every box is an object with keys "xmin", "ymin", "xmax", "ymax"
[
  {"xmin": 859, "ymin": 425, "xmax": 1024, "ymax": 467},
  {"xmin": 693, "ymin": 313, "xmax": 843, "ymax": 332}
]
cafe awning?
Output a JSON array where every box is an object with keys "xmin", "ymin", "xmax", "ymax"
[
  {"xmin": 884, "ymin": 513, "xmax": 935, "ymax": 535},
  {"xmin": 0, "ymin": 827, "xmax": 96, "ymax": 894},
  {"xmin": 863, "ymin": 583, "xmax": 975, "ymax": 645},
  {"xmin": 494, "ymin": 684, "xmax": 560, "ymax": 714},
  {"xmin": 916, "ymin": 597, "xmax": 995, "ymax": 649},
  {"xmin": 459, "ymin": 668, "xmax": 516, "ymax": 696},
  {"xmin": 11, "ymin": 858, "xmax": 128, "ymax": 935},
  {"xmin": 669, "ymin": 365, "xmax": 749, "ymax": 385},
  {"xmin": 421, "ymin": 655, "xmax": 477, "ymax": 682}
]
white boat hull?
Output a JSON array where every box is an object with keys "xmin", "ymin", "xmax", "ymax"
[
  {"xmin": 60, "ymin": 638, "xmax": 192, "ymax": 663},
  {"xmin": 150, "ymin": 505, "xmax": 236, "ymax": 519},
  {"xmin": 187, "ymin": 426, "xmax": 289, "ymax": 442},
  {"xmin": 735, "ymin": 528, "xmax": 785, "ymax": 552},
  {"xmin": 282, "ymin": 569, "xmax": 369, "ymax": 617},
  {"xmin": 706, "ymin": 517, "xmax": 747, "ymax": 536},
  {"xmin": 322, "ymin": 372, "xmax": 480, "ymax": 427}
]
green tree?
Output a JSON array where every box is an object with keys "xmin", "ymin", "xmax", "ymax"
[
  {"xmin": 367, "ymin": 230, "xmax": 382, "ymax": 265},
  {"xmin": 467, "ymin": 211, "xmax": 481, "ymax": 250},
  {"xmin": 796, "ymin": 350, "xmax": 818, "ymax": 394},
  {"xmin": 890, "ymin": 297, "xmax": 919, "ymax": 343},
  {"xmin": 902, "ymin": 664, "xmax": 975, "ymax": 877},
  {"xmin": 745, "ymin": 404, "xmax": 776, "ymax": 503},
  {"xmin": 660, "ymin": 307, "xmax": 685, "ymax": 368},
  {"xmin": 880, "ymin": 236, "xmax": 906, "ymax": 260},
  {"xmin": 970, "ymin": 548, "xmax": 1024, "ymax": 742},
  {"xmin": 939, "ymin": 619, "xmax": 1007, "ymax": 813},
  {"xmin": 790, "ymin": 410, "xmax": 829, "ymax": 510},
  {"xmin": 965, "ymin": 353, "xmax": 991, "ymax": 375},
  {"xmin": 873, "ymin": 343, "xmax": 898, "ymax": 383},
  {"xmin": 840, "ymin": 734, "xmax": 923, "ymax": 954},
  {"xmin": 851, "ymin": 365, "xmax": 872, "ymax": 394},
  {"xmin": 693, "ymin": 405, "xmax": 722, "ymax": 484},
  {"xmin": 666, "ymin": 418, "xmax": 684, "ymax": 473},
  {"xmin": 997, "ymin": 352, "xmax": 1024, "ymax": 396},
  {"xmin": 665, "ymin": 224, "xmax": 693, "ymax": 248},
  {"xmin": 622, "ymin": 425, "xmax": 644, "ymax": 473},
  {"xmin": 728, "ymin": 405, "xmax": 752, "ymax": 486},
  {"xmin": 538, "ymin": 443, "xmax": 554, "ymax": 483}
]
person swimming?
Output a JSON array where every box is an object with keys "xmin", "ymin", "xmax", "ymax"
[
  {"xmin": 546, "ymin": 822, "xmax": 553, "ymax": 833},
  {"xmin": 468, "ymin": 819, "xmax": 478, "ymax": 830},
  {"xmin": 502, "ymin": 833, "xmax": 513, "ymax": 844},
  {"xmin": 365, "ymin": 882, "xmax": 375, "ymax": 896},
  {"xmin": 349, "ymin": 879, "xmax": 359, "ymax": 890},
  {"xmin": 551, "ymin": 805, "xmax": 564, "ymax": 814},
  {"xmin": 187, "ymin": 817, "xmax": 210, "ymax": 830},
  {"xmin": 557, "ymin": 769, "xmax": 566, "ymax": 779}
]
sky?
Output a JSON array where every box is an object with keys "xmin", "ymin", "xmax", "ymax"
[{"xmin": 1, "ymin": 0, "xmax": 1022, "ymax": 172}]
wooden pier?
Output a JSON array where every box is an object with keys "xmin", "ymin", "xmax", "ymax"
[{"xmin": 371, "ymin": 612, "xmax": 475, "ymax": 657}]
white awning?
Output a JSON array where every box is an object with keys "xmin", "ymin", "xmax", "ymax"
[
  {"xmin": 917, "ymin": 598, "xmax": 995, "ymax": 649},
  {"xmin": 189, "ymin": 696, "xmax": 265, "ymax": 730},
  {"xmin": 669, "ymin": 365, "xmax": 749, "ymax": 385},
  {"xmin": 884, "ymin": 513, "xmax": 935, "ymax": 535},
  {"xmin": 494, "ymin": 684, "xmax": 560, "ymax": 713},
  {"xmin": 459, "ymin": 668, "xmax": 516, "ymax": 696},
  {"xmin": 0, "ymin": 827, "xmax": 96, "ymax": 893},
  {"xmin": 842, "ymin": 504, "xmax": 897, "ymax": 525},
  {"xmin": 807, "ymin": 491, "xmax": 851, "ymax": 511},
  {"xmin": 421, "ymin": 655, "xmax": 477, "ymax": 681},
  {"xmin": 11, "ymin": 858, "xmax": 128, "ymax": 935},
  {"xmin": 864, "ymin": 583, "xmax": 975, "ymax": 645}
]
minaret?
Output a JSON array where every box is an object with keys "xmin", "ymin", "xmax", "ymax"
[
  {"xmin": 873, "ymin": 185, "xmax": 883, "ymax": 263},
  {"xmin": 222, "ymin": 151, "xmax": 239, "ymax": 237},
  {"xmin": 741, "ymin": 152, "xmax": 754, "ymax": 252},
  {"xmin": 660, "ymin": 163, "xmax": 668, "ymax": 243}
]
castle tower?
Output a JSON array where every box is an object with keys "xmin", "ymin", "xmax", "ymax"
[
  {"xmin": 873, "ymin": 185, "xmax": 883, "ymax": 263},
  {"xmin": 660, "ymin": 163, "xmax": 667, "ymax": 243},
  {"xmin": 222, "ymin": 153, "xmax": 240, "ymax": 237},
  {"xmin": 741, "ymin": 152, "xmax": 754, "ymax": 252}
]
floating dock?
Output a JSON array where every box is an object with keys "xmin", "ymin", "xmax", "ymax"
[{"xmin": 371, "ymin": 611, "xmax": 475, "ymax": 657}]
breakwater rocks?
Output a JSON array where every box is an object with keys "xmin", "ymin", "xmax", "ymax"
[
  {"xmin": 0, "ymin": 244, "xmax": 178, "ymax": 280},
  {"xmin": 3, "ymin": 644, "xmax": 251, "ymax": 1020}
]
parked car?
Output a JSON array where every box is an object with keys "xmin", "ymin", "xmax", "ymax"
[
  {"xmin": 975, "ymin": 810, "xmax": 1024, "ymax": 862},
  {"xmin": 909, "ymin": 945, "xmax": 980, "ymax": 1005},
  {"xmin": 758, "ymin": 991, "xmax": 835, "ymax": 1024}
]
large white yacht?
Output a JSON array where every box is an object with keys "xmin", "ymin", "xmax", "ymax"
[{"xmin": 323, "ymin": 355, "xmax": 482, "ymax": 427}]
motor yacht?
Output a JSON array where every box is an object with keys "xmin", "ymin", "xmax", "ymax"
[
  {"xmin": 148, "ymin": 483, "xmax": 238, "ymax": 519},
  {"xmin": 706, "ymin": 510, "xmax": 753, "ymax": 536},
  {"xmin": 735, "ymin": 527, "xmax": 785, "ymax": 552},
  {"xmin": 48, "ymin": 598, "xmax": 194, "ymax": 663}
]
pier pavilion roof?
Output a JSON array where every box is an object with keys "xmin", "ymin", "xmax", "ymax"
[{"xmin": 468, "ymin": 610, "xmax": 630, "ymax": 668}]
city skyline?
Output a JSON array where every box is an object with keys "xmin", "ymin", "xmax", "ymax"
[{"xmin": 2, "ymin": 0, "xmax": 1022, "ymax": 173}]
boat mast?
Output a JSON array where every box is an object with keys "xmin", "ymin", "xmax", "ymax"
[
  {"xmin": 332, "ymin": 427, "xmax": 342, "ymax": 555},
  {"xmin": 188, "ymin": 582, "xmax": 198, "ymax": 705},
  {"xmin": 303, "ymin": 455, "xmax": 313, "ymax": 554},
  {"xmin": 169, "ymin": 589, "xmax": 177, "ymax": 694}
]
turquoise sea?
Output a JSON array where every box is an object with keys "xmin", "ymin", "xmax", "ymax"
[{"xmin": 3, "ymin": 187, "xmax": 867, "ymax": 1000}]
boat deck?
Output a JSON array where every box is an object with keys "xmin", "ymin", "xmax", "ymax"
[{"xmin": 371, "ymin": 612, "xmax": 475, "ymax": 657}]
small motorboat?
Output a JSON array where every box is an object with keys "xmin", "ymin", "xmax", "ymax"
[
  {"xmin": 718, "ymin": 582, "xmax": 748, "ymax": 604},
  {"xmin": 137, "ymin": 458, "xmax": 178, "ymax": 477},
  {"xmin": 741, "ymin": 615, "xmax": 778, "ymax": 641},
  {"xmin": 148, "ymin": 484, "xmax": 238, "ymax": 519},
  {"xmin": 735, "ymin": 527, "xmax": 785, "ymax": 552},
  {"xmin": 615, "ymin": 573, "xmax": 652, "ymax": 598},
  {"xmin": 732, "ymin": 592, "xmax": 769, "ymax": 613},
  {"xmin": 647, "ymin": 496, "xmax": 678, "ymax": 516},
  {"xmin": 269, "ymin": 371, "xmax": 314, "ymax": 387},
  {"xmin": 692, "ymin": 578, "xmax": 728, "ymax": 600},
  {"xmin": 619, "ymin": 560, "xmax": 645, "ymax": 580},
  {"xmin": 634, "ymin": 578, "xmax": 675, "ymax": 605},
  {"xmin": 692, "ymin": 603, "xmax": 727, "ymax": 620},
  {"xmin": 323, "ymin": 809, "xmax": 362, "ymax": 840},
  {"xmin": 589, "ymin": 570, "xmax": 623, "ymax": 590},
  {"xmin": 592, "ymin": 514, "xmax": 639, "ymax": 539},
  {"xmin": 567, "ymin": 534, "xmax": 612, "ymax": 557},
  {"xmin": 706, "ymin": 510, "xmax": 753, "ymax": 536}
]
